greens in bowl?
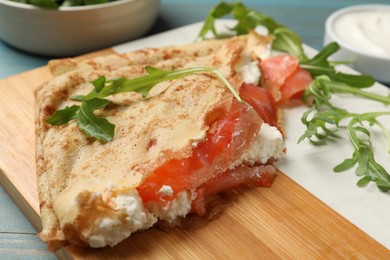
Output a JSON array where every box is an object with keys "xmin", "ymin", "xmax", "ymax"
[{"xmin": 8, "ymin": 0, "xmax": 116, "ymax": 8}]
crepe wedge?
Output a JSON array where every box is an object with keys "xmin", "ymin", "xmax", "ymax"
[{"xmin": 35, "ymin": 32, "xmax": 285, "ymax": 251}]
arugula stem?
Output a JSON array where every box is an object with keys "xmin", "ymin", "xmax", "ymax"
[
  {"xmin": 375, "ymin": 119, "xmax": 390, "ymax": 153},
  {"xmin": 328, "ymin": 82, "xmax": 390, "ymax": 105},
  {"xmin": 300, "ymin": 64, "xmax": 334, "ymax": 74},
  {"xmin": 347, "ymin": 119, "xmax": 363, "ymax": 151},
  {"xmin": 346, "ymin": 112, "xmax": 390, "ymax": 150},
  {"xmin": 86, "ymin": 67, "xmax": 243, "ymax": 103},
  {"xmin": 347, "ymin": 115, "xmax": 390, "ymax": 189},
  {"xmin": 125, "ymin": 67, "xmax": 242, "ymax": 102}
]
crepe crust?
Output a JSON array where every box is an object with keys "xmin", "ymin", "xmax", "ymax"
[
  {"xmin": 48, "ymin": 38, "xmax": 227, "ymax": 77},
  {"xmin": 35, "ymin": 32, "xmax": 278, "ymax": 251}
]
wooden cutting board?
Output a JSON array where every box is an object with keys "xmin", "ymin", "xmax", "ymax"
[{"xmin": 0, "ymin": 49, "xmax": 389, "ymax": 259}]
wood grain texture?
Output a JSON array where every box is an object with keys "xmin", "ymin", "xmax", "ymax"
[{"xmin": 0, "ymin": 48, "xmax": 389, "ymax": 259}]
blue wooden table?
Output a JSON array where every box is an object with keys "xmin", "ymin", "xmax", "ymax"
[{"xmin": 1, "ymin": 0, "xmax": 388, "ymax": 258}]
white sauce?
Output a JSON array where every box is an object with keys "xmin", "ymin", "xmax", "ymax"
[{"xmin": 333, "ymin": 10, "xmax": 390, "ymax": 57}]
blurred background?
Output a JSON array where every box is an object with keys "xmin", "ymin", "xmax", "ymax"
[{"xmin": 1, "ymin": 0, "xmax": 389, "ymax": 78}]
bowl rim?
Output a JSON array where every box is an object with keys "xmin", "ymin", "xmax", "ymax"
[
  {"xmin": 325, "ymin": 4, "xmax": 390, "ymax": 61},
  {"xmin": 0, "ymin": 0, "xmax": 147, "ymax": 12}
]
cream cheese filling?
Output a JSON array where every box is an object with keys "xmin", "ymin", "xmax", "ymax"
[
  {"xmin": 86, "ymin": 190, "xmax": 155, "ymax": 248},
  {"xmin": 240, "ymin": 123, "xmax": 285, "ymax": 165},
  {"xmin": 84, "ymin": 189, "xmax": 194, "ymax": 248},
  {"xmin": 235, "ymin": 52, "xmax": 261, "ymax": 85}
]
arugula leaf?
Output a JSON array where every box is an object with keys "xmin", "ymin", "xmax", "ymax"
[
  {"xmin": 60, "ymin": 0, "xmax": 83, "ymax": 7},
  {"xmin": 12, "ymin": 0, "xmax": 112, "ymax": 8},
  {"xmin": 48, "ymin": 66, "xmax": 242, "ymax": 142},
  {"xmin": 197, "ymin": 2, "xmax": 239, "ymax": 38},
  {"xmin": 333, "ymin": 151, "xmax": 358, "ymax": 172},
  {"xmin": 300, "ymin": 42, "xmax": 375, "ymax": 88},
  {"xmin": 76, "ymin": 66, "xmax": 242, "ymax": 102},
  {"xmin": 46, "ymin": 99, "xmax": 112, "ymax": 142},
  {"xmin": 83, "ymin": 97, "xmax": 110, "ymax": 110},
  {"xmin": 28, "ymin": 0, "xmax": 58, "ymax": 8},
  {"xmin": 298, "ymin": 107, "xmax": 346, "ymax": 145},
  {"xmin": 347, "ymin": 118, "xmax": 390, "ymax": 191},
  {"xmin": 332, "ymin": 73, "xmax": 375, "ymax": 88},
  {"xmin": 199, "ymin": 2, "xmax": 373, "ymax": 85},
  {"xmin": 326, "ymin": 81, "xmax": 390, "ymax": 105},
  {"xmin": 83, "ymin": 0, "xmax": 108, "ymax": 5},
  {"xmin": 46, "ymin": 105, "xmax": 79, "ymax": 125},
  {"xmin": 76, "ymin": 98, "xmax": 114, "ymax": 143},
  {"xmin": 70, "ymin": 76, "xmax": 107, "ymax": 101},
  {"xmin": 303, "ymin": 76, "xmax": 390, "ymax": 107},
  {"xmin": 90, "ymin": 76, "xmax": 107, "ymax": 94},
  {"xmin": 198, "ymin": 1, "xmax": 307, "ymax": 62},
  {"xmin": 300, "ymin": 76, "xmax": 390, "ymax": 191},
  {"xmin": 272, "ymin": 27, "xmax": 307, "ymax": 62}
]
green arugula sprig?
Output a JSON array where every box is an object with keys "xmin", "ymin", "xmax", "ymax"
[
  {"xmin": 198, "ymin": 2, "xmax": 376, "ymax": 87},
  {"xmin": 300, "ymin": 42, "xmax": 376, "ymax": 88},
  {"xmin": 299, "ymin": 76, "xmax": 390, "ymax": 191},
  {"xmin": 47, "ymin": 98, "xmax": 115, "ymax": 143},
  {"xmin": 343, "ymin": 116, "xmax": 390, "ymax": 190},
  {"xmin": 198, "ymin": 1, "xmax": 308, "ymax": 62},
  {"xmin": 10, "ymin": 0, "xmax": 113, "ymax": 9},
  {"xmin": 47, "ymin": 66, "xmax": 242, "ymax": 143}
]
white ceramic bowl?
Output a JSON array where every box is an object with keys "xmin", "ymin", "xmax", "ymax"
[
  {"xmin": 324, "ymin": 4, "xmax": 390, "ymax": 83},
  {"xmin": 0, "ymin": 0, "xmax": 159, "ymax": 56}
]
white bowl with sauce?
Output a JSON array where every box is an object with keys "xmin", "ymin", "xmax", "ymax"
[
  {"xmin": 324, "ymin": 4, "xmax": 390, "ymax": 83},
  {"xmin": 0, "ymin": 0, "xmax": 159, "ymax": 57}
]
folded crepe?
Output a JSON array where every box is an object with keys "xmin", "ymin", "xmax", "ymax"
[{"xmin": 35, "ymin": 32, "xmax": 285, "ymax": 251}]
